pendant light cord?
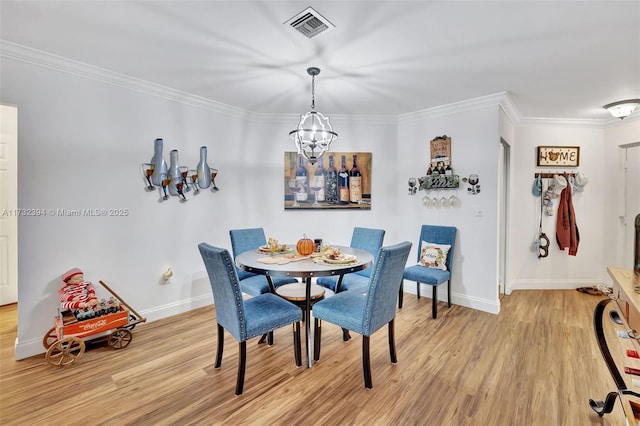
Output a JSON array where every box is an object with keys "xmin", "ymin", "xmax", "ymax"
[{"xmin": 311, "ymin": 74, "xmax": 316, "ymax": 110}]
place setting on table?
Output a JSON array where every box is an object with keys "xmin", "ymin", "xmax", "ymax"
[{"xmin": 254, "ymin": 236, "xmax": 361, "ymax": 267}]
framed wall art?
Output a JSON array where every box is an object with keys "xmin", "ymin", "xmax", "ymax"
[
  {"xmin": 284, "ymin": 151, "xmax": 372, "ymax": 210},
  {"xmin": 537, "ymin": 146, "xmax": 580, "ymax": 167},
  {"xmin": 429, "ymin": 135, "xmax": 451, "ymax": 168}
]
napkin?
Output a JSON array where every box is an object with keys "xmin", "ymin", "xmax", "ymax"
[{"xmin": 257, "ymin": 254, "xmax": 311, "ymax": 265}]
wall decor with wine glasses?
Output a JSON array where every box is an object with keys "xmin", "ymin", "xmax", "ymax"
[
  {"xmin": 284, "ymin": 151, "xmax": 372, "ymax": 210},
  {"xmin": 141, "ymin": 138, "xmax": 220, "ymax": 203},
  {"xmin": 407, "ymin": 135, "xmax": 480, "ymax": 208}
]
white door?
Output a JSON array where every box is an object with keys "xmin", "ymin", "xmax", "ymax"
[
  {"xmin": 0, "ymin": 105, "xmax": 18, "ymax": 305},
  {"xmin": 625, "ymin": 144, "xmax": 640, "ymax": 269}
]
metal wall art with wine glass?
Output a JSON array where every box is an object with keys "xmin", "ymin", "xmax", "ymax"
[
  {"xmin": 141, "ymin": 138, "xmax": 219, "ymax": 203},
  {"xmin": 463, "ymin": 174, "xmax": 480, "ymax": 194}
]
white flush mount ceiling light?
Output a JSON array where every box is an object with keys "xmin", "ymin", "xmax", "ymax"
[
  {"xmin": 603, "ymin": 99, "xmax": 640, "ymax": 119},
  {"xmin": 289, "ymin": 67, "xmax": 337, "ymax": 165}
]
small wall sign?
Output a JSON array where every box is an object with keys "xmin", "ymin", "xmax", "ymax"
[
  {"xmin": 536, "ymin": 146, "xmax": 580, "ymax": 167},
  {"xmin": 430, "ymin": 135, "xmax": 451, "ymax": 167}
]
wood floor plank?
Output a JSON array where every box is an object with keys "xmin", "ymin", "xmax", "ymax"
[{"xmin": 0, "ymin": 291, "xmax": 631, "ymax": 425}]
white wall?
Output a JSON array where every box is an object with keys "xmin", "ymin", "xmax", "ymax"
[
  {"xmin": 397, "ymin": 100, "xmax": 502, "ymax": 314},
  {"xmin": 508, "ymin": 121, "xmax": 607, "ymax": 289}
]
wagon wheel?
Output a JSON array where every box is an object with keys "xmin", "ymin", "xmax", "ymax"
[
  {"xmin": 45, "ymin": 337, "xmax": 85, "ymax": 366},
  {"xmin": 125, "ymin": 314, "xmax": 138, "ymax": 330},
  {"xmin": 42, "ymin": 327, "xmax": 58, "ymax": 349},
  {"xmin": 108, "ymin": 328, "xmax": 133, "ymax": 349}
]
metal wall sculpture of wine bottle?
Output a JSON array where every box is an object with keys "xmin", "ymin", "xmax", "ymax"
[
  {"xmin": 150, "ymin": 138, "xmax": 168, "ymax": 186},
  {"xmin": 141, "ymin": 139, "xmax": 219, "ymax": 202},
  {"xmin": 167, "ymin": 150, "xmax": 180, "ymax": 196},
  {"xmin": 197, "ymin": 146, "xmax": 211, "ymax": 189}
]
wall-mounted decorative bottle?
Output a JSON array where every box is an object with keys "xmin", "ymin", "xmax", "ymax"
[
  {"xmin": 197, "ymin": 146, "xmax": 211, "ymax": 189},
  {"xmin": 167, "ymin": 149, "xmax": 181, "ymax": 196},
  {"xmin": 150, "ymin": 138, "xmax": 168, "ymax": 186}
]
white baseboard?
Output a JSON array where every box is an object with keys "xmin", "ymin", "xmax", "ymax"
[
  {"xmin": 508, "ymin": 278, "xmax": 603, "ymax": 292},
  {"xmin": 402, "ymin": 282, "xmax": 500, "ymax": 315},
  {"xmin": 14, "ymin": 294, "xmax": 213, "ymax": 360}
]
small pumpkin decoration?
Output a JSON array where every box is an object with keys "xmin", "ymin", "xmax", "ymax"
[{"xmin": 296, "ymin": 234, "xmax": 314, "ymax": 256}]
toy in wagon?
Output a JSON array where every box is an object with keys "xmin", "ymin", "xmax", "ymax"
[{"xmin": 42, "ymin": 267, "xmax": 146, "ymax": 367}]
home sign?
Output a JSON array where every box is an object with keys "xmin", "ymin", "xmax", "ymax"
[{"xmin": 536, "ymin": 146, "xmax": 580, "ymax": 167}]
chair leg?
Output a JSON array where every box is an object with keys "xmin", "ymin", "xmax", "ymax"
[
  {"xmin": 235, "ymin": 341, "xmax": 247, "ymax": 395},
  {"xmin": 293, "ymin": 322, "xmax": 302, "ymax": 367},
  {"xmin": 267, "ymin": 331, "xmax": 274, "ymax": 346},
  {"xmin": 417, "ymin": 282, "xmax": 421, "ymax": 300},
  {"xmin": 342, "ymin": 328, "xmax": 351, "ymax": 341},
  {"xmin": 398, "ymin": 280, "xmax": 404, "ymax": 309},
  {"xmin": 335, "ymin": 275, "xmax": 344, "ymax": 293},
  {"xmin": 447, "ymin": 280, "xmax": 451, "ymax": 307},
  {"xmin": 266, "ymin": 276, "xmax": 276, "ymax": 293},
  {"xmin": 388, "ymin": 319, "xmax": 397, "ymax": 364},
  {"xmin": 215, "ymin": 323, "xmax": 224, "ymax": 368},
  {"xmin": 432, "ymin": 285, "xmax": 438, "ymax": 319},
  {"xmin": 363, "ymin": 335, "xmax": 372, "ymax": 389},
  {"xmin": 314, "ymin": 318, "xmax": 322, "ymax": 361},
  {"xmin": 258, "ymin": 334, "xmax": 267, "ymax": 344}
]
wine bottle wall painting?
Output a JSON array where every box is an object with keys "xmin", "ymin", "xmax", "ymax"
[{"xmin": 284, "ymin": 152, "xmax": 372, "ymax": 210}]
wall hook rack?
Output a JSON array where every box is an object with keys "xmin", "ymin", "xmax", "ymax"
[{"xmin": 534, "ymin": 171, "xmax": 577, "ymax": 179}]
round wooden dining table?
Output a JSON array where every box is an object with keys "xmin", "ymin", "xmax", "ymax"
[{"xmin": 235, "ymin": 246, "xmax": 373, "ymax": 368}]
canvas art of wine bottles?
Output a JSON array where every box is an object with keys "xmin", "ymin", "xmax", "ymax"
[{"xmin": 284, "ymin": 152, "xmax": 372, "ymax": 210}]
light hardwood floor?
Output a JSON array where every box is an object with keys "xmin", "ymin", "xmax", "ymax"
[{"xmin": 0, "ymin": 290, "xmax": 631, "ymax": 425}]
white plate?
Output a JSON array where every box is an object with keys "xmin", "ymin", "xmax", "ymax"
[
  {"xmin": 258, "ymin": 246, "xmax": 294, "ymax": 254},
  {"xmin": 322, "ymin": 254, "xmax": 358, "ymax": 264}
]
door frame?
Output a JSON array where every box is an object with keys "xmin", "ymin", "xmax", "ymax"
[{"xmin": 0, "ymin": 104, "xmax": 18, "ymax": 306}]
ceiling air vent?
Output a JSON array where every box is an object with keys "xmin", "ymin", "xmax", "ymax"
[{"xmin": 285, "ymin": 6, "xmax": 335, "ymax": 39}]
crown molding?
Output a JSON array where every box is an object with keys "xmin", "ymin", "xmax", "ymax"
[
  {"xmin": 517, "ymin": 117, "xmax": 608, "ymax": 128},
  {"xmin": 0, "ymin": 40, "xmax": 250, "ymax": 119},
  {"xmin": 397, "ymin": 92, "xmax": 507, "ymax": 123},
  {"xmin": 498, "ymin": 92, "xmax": 521, "ymax": 126},
  {"xmin": 602, "ymin": 112, "xmax": 640, "ymax": 128}
]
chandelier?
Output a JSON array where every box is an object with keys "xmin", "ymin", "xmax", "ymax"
[{"xmin": 289, "ymin": 67, "xmax": 337, "ymax": 165}]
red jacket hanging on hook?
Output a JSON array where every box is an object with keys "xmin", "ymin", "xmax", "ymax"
[{"xmin": 556, "ymin": 176, "xmax": 579, "ymax": 255}]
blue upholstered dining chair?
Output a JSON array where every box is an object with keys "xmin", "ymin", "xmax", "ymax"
[
  {"xmin": 312, "ymin": 241, "xmax": 412, "ymax": 389},
  {"xmin": 198, "ymin": 243, "xmax": 302, "ymax": 395},
  {"xmin": 229, "ymin": 228, "xmax": 298, "ymax": 296},
  {"xmin": 316, "ymin": 227, "xmax": 385, "ymax": 293},
  {"xmin": 400, "ymin": 225, "xmax": 457, "ymax": 319}
]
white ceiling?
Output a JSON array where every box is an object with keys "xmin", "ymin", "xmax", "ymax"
[{"xmin": 1, "ymin": 1, "xmax": 639, "ymax": 120}]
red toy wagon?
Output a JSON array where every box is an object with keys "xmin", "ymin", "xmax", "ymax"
[{"xmin": 42, "ymin": 280, "xmax": 146, "ymax": 366}]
